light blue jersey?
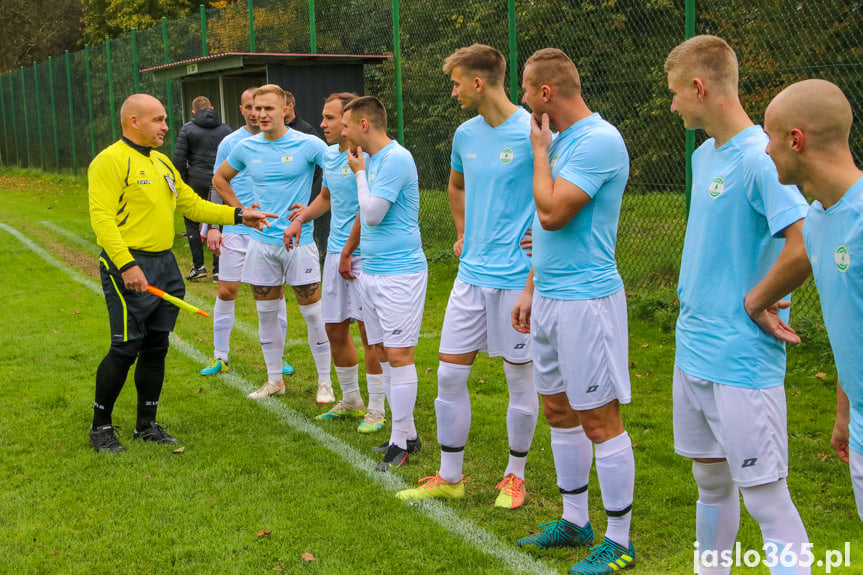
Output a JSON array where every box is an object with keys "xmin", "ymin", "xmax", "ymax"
[
  {"xmin": 322, "ymin": 145, "xmax": 362, "ymax": 255},
  {"xmin": 451, "ymin": 107, "xmax": 534, "ymax": 289},
  {"xmin": 227, "ymin": 129, "xmax": 327, "ymax": 246},
  {"xmin": 214, "ymin": 127, "xmax": 256, "ymax": 235},
  {"xmin": 532, "ymin": 113, "xmax": 628, "ymax": 300},
  {"xmin": 361, "ymin": 141, "xmax": 426, "ymax": 275},
  {"xmin": 803, "ymin": 176, "xmax": 863, "ymax": 453},
  {"xmin": 675, "ymin": 126, "xmax": 808, "ymax": 389}
]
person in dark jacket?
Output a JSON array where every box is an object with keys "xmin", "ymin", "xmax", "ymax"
[
  {"xmin": 285, "ymin": 90, "xmax": 330, "ymax": 260},
  {"xmin": 173, "ymin": 96, "xmax": 233, "ymax": 281}
]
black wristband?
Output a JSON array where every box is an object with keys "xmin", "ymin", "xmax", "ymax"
[
  {"xmin": 234, "ymin": 207, "xmax": 243, "ymax": 226},
  {"xmin": 119, "ymin": 260, "xmax": 138, "ymax": 273}
]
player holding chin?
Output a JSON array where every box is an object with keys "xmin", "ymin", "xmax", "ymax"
[
  {"xmin": 341, "ymin": 96, "xmax": 428, "ymax": 472},
  {"xmin": 288, "ymin": 92, "xmax": 385, "ymax": 433}
]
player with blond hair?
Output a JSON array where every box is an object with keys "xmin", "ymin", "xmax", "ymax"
[
  {"xmin": 666, "ymin": 35, "xmax": 811, "ymax": 573},
  {"xmin": 396, "ymin": 44, "xmax": 538, "ymax": 510}
]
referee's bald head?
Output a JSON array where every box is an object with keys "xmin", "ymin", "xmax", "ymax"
[{"xmin": 120, "ymin": 94, "xmax": 168, "ymax": 147}]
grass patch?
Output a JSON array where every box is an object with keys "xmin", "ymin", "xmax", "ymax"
[{"xmin": 1, "ymin": 169, "xmax": 860, "ymax": 573}]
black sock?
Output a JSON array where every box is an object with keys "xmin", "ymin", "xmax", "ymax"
[
  {"xmin": 92, "ymin": 344, "xmax": 139, "ymax": 428},
  {"xmin": 135, "ymin": 331, "xmax": 170, "ymax": 429}
]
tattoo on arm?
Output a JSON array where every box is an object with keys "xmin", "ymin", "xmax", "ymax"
[{"xmin": 292, "ymin": 283, "xmax": 320, "ymax": 299}]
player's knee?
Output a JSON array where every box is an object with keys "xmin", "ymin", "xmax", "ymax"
[
  {"xmin": 108, "ymin": 339, "xmax": 143, "ymax": 365},
  {"xmin": 299, "ymin": 300, "xmax": 323, "ymax": 322},
  {"xmin": 503, "ymin": 361, "xmax": 535, "ymax": 395},
  {"xmin": 692, "ymin": 460, "xmax": 736, "ymax": 498},
  {"xmin": 740, "ymin": 479, "xmax": 795, "ymax": 525},
  {"xmin": 139, "ymin": 330, "xmax": 170, "ymax": 360},
  {"xmin": 324, "ymin": 322, "xmax": 350, "ymax": 345},
  {"xmin": 541, "ymin": 397, "xmax": 577, "ymax": 428},
  {"xmin": 437, "ymin": 361, "xmax": 470, "ymax": 396}
]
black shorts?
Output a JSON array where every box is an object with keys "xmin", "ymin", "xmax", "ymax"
[{"xmin": 99, "ymin": 249, "xmax": 185, "ymax": 343}]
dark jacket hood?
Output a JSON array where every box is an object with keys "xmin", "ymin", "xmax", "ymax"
[{"xmin": 192, "ymin": 107, "xmax": 222, "ymax": 129}]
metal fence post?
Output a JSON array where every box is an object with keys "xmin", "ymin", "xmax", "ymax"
[
  {"xmin": 508, "ymin": 0, "xmax": 518, "ymax": 104},
  {"xmin": 21, "ymin": 67, "xmax": 31, "ymax": 167},
  {"xmin": 248, "ymin": 0, "xmax": 256, "ymax": 53},
  {"xmin": 0, "ymin": 75, "xmax": 8, "ymax": 166},
  {"xmin": 9, "ymin": 74, "xmax": 20, "ymax": 165},
  {"xmin": 309, "ymin": 0, "xmax": 317, "ymax": 54},
  {"xmin": 106, "ymin": 37, "xmax": 117, "ymax": 142},
  {"xmin": 685, "ymin": 0, "xmax": 695, "ymax": 216},
  {"xmin": 132, "ymin": 28, "xmax": 140, "ymax": 93},
  {"xmin": 162, "ymin": 18, "xmax": 175, "ymax": 151},
  {"xmin": 392, "ymin": 0, "xmax": 404, "ymax": 145},
  {"xmin": 201, "ymin": 5, "xmax": 209, "ymax": 57},
  {"xmin": 49, "ymin": 57, "xmax": 60, "ymax": 169},
  {"xmin": 85, "ymin": 44, "xmax": 96, "ymax": 160},
  {"xmin": 65, "ymin": 50, "xmax": 77, "ymax": 174},
  {"xmin": 33, "ymin": 62, "xmax": 46, "ymax": 169}
]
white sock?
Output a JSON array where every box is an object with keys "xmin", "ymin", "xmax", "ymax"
[
  {"xmin": 503, "ymin": 362, "xmax": 538, "ymax": 480},
  {"xmin": 551, "ymin": 425, "xmax": 593, "ymax": 527},
  {"xmin": 435, "ymin": 361, "xmax": 472, "ymax": 483},
  {"xmin": 692, "ymin": 461, "xmax": 740, "ymax": 575},
  {"xmin": 278, "ymin": 297, "xmax": 288, "ymax": 341},
  {"xmin": 740, "ymin": 479, "xmax": 810, "ymax": 575},
  {"xmin": 381, "ymin": 362, "xmax": 391, "ymax": 406},
  {"xmin": 388, "ymin": 364, "xmax": 418, "ymax": 450},
  {"xmin": 335, "ymin": 365, "xmax": 363, "ymax": 406},
  {"xmin": 595, "ymin": 431, "xmax": 635, "ymax": 548},
  {"xmin": 213, "ymin": 297, "xmax": 234, "ymax": 362},
  {"xmin": 256, "ymin": 299, "xmax": 284, "ymax": 382},
  {"xmin": 299, "ymin": 301, "xmax": 331, "ymax": 381},
  {"xmin": 366, "ymin": 373, "xmax": 385, "ymax": 414}
]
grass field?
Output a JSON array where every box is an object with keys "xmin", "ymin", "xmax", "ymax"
[{"xmin": 0, "ymin": 169, "xmax": 860, "ymax": 574}]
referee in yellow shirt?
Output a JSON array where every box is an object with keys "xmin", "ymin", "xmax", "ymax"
[{"xmin": 88, "ymin": 94, "xmax": 276, "ymax": 452}]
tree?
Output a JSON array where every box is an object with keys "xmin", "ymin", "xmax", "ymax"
[{"xmin": 0, "ymin": 1, "xmax": 83, "ymax": 73}]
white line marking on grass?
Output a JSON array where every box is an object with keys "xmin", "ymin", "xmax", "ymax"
[{"xmin": 4, "ymin": 222, "xmax": 556, "ymax": 575}]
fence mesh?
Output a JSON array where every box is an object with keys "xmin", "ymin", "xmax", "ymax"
[{"xmin": 1, "ymin": 0, "xmax": 861, "ymax": 324}]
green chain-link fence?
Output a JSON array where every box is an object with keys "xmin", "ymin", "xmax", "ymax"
[{"xmin": 2, "ymin": 0, "xmax": 861, "ymax": 322}]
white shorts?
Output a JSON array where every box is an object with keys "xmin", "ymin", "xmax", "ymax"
[
  {"xmin": 217, "ymin": 233, "xmax": 250, "ymax": 282},
  {"xmin": 240, "ymin": 240, "xmax": 321, "ymax": 287},
  {"xmin": 322, "ymin": 253, "xmax": 363, "ymax": 324},
  {"xmin": 851, "ymin": 448, "xmax": 863, "ymax": 521},
  {"xmin": 360, "ymin": 271, "xmax": 427, "ymax": 348},
  {"xmin": 673, "ymin": 365, "xmax": 789, "ymax": 487},
  {"xmin": 531, "ymin": 289, "xmax": 630, "ymax": 409},
  {"xmin": 439, "ymin": 278, "xmax": 530, "ymax": 363}
]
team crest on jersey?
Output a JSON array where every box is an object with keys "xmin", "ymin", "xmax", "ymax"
[
  {"xmin": 281, "ymin": 153, "xmax": 293, "ymax": 165},
  {"xmin": 368, "ymin": 171, "xmax": 375, "ymax": 184},
  {"xmin": 834, "ymin": 244, "xmax": 850, "ymax": 272},
  {"xmin": 499, "ymin": 147, "xmax": 514, "ymax": 165},
  {"xmin": 341, "ymin": 164, "xmax": 350, "ymax": 177},
  {"xmin": 550, "ymin": 154, "xmax": 560, "ymax": 171},
  {"xmin": 708, "ymin": 176, "xmax": 725, "ymax": 199}
]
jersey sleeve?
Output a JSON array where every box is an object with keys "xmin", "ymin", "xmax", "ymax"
[
  {"xmin": 226, "ymin": 140, "xmax": 247, "ymax": 172},
  {"xmin": 450, "ymin": 128, "xmax": 464, "ymax": 173},
  {"xmin": 213, "ymin": 134, "xmax": 233, "ymax": 174},
  {"xmin": 556, "ymin": 131, "xmax": 627, "ymax": 198},
  {"xmin": 745, "ymin": 151, "xmax": 807, "ymax": 238},
  {"xmin": 311, "ymin": 137, "xmax": 328, "ymax": 168},
  {"xmin": 88, "ymin": 151, "xmax": 135, "ymax": 268},
  {"xmin": 370, "ymin": 151, "xmax": 412, "ymax": 203}
]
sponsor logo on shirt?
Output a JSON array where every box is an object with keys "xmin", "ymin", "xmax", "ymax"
[
  {"xmin": 465, "ymin": 153, "xmax": 478, "ymax": 159},
  {"xmin": 834, "ymin": 244, "xmax": 850, "ymax": 272},
  {"xmin": 708, "ymin": 176, "xmax": 725, "ymax": 199},
  {"xmin": 281, "ymin": 153, "xmax": 293, "ymax": 165},
  {"xmin": 499, "ymin": 147, "xmax": 514, "ymax": 165},
  {"xmin": 341, "ymin": 164, "xmax": 350, "ymax": 177},
  {"xmin": 137, "ymin": 180, "xmax": 151, "ymax": 185}
]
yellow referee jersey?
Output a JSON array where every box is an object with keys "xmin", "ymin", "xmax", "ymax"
[{"xmin": 88, "ymin": 140, "xmax": 236, "ymax": 269}]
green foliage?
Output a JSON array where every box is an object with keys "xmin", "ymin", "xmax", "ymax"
[{"xmin": 82, "ymin": 0, "xmax": 216, "ymax": 45}]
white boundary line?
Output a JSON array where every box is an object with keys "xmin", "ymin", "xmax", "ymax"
[{"xmin": 2, "ymin": 222, "xmax": 556, "ymax": 575}]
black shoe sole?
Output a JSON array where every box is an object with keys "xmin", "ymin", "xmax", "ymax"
[{"xmin": 372, "ymin": 437, "xmax": 421, "ymax": 454}]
